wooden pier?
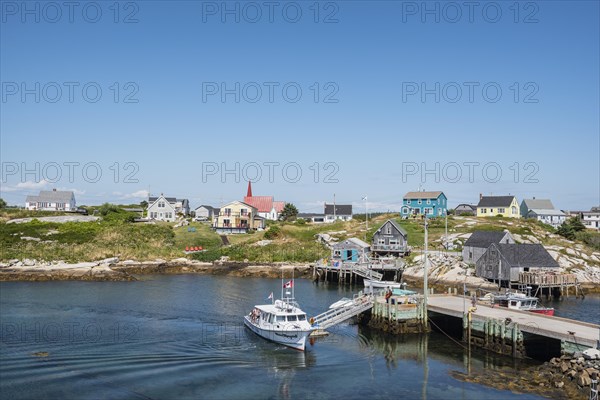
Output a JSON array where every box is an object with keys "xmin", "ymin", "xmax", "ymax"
[
  {"xmin": 361, "ymin": 293, "xmax": 599, "ymax": 358},
  {"xmin": 313, "ymin": 259, "xmax": 404, "ymax": 285},
  {"xmin": 427, "ymin": 294, "xmax": 599, "ymax": 356},
  {"xmin": 517, "ymin": 272, "xmax": 585, "ymax": 298}
]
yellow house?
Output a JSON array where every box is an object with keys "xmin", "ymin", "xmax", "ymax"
[
  {"xmin": 214, "ymin": 201, "xmax": 264, "ymax": 234},
  {"xmin": 476, "ymin": 195, "xmax": 520, "ymax": 218}
]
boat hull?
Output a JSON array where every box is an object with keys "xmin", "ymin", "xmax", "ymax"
[
  {"xmin": 243, "ymin": 316, "xmax": 313, "ymax": 351},
  {"xmin": 364, "ymin": 279, "xmax": 402, "ymax": 289},
  {"xmin": 529, "ymin": 308, "xmax": 554, "ymax": 316}
]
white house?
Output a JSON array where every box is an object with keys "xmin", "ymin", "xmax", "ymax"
[
  {"xmin": 324, "ymin": 204, "xmax": 352, "ymax": 222},
  {"xmin": 147, "ymin": 195, "xmax": 178, "ymax": 222},
  {"xmin": 582, "ymin": 207, "xmax": 600, "ymax": 230},
  {"xmin": 147, "ymin": 195, "xmax": 189, "ymax": 219},
  {"xmin": 520, "ymin": 198, "xmax": 566, "ymax": 228},
  {"xmin": 25, "ymin": 189, "xmax": 76, "ymax": 211}
]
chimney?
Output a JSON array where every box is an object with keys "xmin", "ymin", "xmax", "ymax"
[
  {"xmin": 246, "ymin": 181, "xmax": 252, "ymax": 197},
  {"xmin": 479, "ymin": 193, "xmax": 482, "ymax": 200},
  {"xmin": 53, "ymin": 188, "xmax": 57, "ymax": 191},
  {"xmin": 533, "ymin": 196, "xmax": 535, "ymax": 200}
]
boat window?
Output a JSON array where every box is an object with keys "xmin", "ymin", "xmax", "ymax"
[
  {"xmin": 268, "ymin": 314, "xmax": 273, "ymax": 323},
  {"xmin": 276, "ymin": 316, "xmax": 285, "ymax": 322},
  {"xmin": 287, "ymin": 315, "xmax": 297, "ymax": 322},
  {"xmin": 297, "ymin": 315, "xmax": 306, "ymax": 321},
  {"xmin": 510, "ymin": 301, "xmax": 517, "ymax": 307}
]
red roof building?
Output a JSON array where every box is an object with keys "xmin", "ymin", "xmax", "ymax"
[{"xmin": 243, "ymin": 182, "xmax": 285, "ymax": 220}]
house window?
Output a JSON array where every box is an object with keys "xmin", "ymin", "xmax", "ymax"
[
  {"xmin": 424, "ymin": 208, "xmax": 433, "ymax": 215},
  {"xmin": 497, "ymin": 208, "xmax": 505, "ymax": 213},
  {"xmin": 417, "ymin": 199, "xmax": 422, "ymax": 205},
  {"xmin": 159, "ymin": 202, "xmax": 165, "ymax": 208},
  {"xmin": 386, "ymin": 225, "xmax": 391, "ymax": 234},
  {"xmin": 426, "ymin": 199, "xmax": 431, "ymax": 205},
  {"xmin": 481, "ymin": 208, "xmax": 487, "ymax": 214},
  {"xmin": 241, "ymin": 209, "xmax": 248, "ymax": 216},
  {"xmin": 225, "ymin": 208, "xmax": 231, "ymax": 216},
  {"xmin": 224, "ymin": 219, "xmax": 230, "ymax": 227},
  {"xmin": 511, "ymin": 206, "xmax": 517, "ymax": 214}
]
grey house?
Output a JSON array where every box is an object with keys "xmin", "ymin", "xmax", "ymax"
[
  {"xmin": 332, "ymin": 238, "xmax": 370, "ymax": 263},
  {"xmin": 194, "ymin": 205, "xmax": 219, "ymax": 221},
  {"xmin": 520, "ymin": 198, "xmax": 566, "ymax": 228},
  {"xmin": 475, "ymin": 243, "xmax": 559, "ymax": 284},
  {"xmin": 462, "ymin": 230, "xmax": 514, "ymax": 264},
  {"xmin": 371, "ymin": 219, "xmax": 409, "ymax": 257},
  {"xmin": 454, "ymin": 204, "xmax": 476, "ymax": 216}
]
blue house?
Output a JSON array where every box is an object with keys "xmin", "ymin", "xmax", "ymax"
[{"xmin": 401, "ymin": 191, "xmax": 447, "ymax": 218}]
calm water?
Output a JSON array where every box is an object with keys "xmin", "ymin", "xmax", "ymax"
[{"xmin": 1, "ymin": 276, "xmax": 598, "ymax": 400}]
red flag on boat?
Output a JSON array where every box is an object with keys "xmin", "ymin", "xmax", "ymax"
[{"xmin": 283, "ymin": 280, "xmax": 293, "ymax": 288}]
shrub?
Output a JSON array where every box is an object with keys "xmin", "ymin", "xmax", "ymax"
[{"xmin": 264, "ymin": 225, "xmax": 282, "ymax": 240}]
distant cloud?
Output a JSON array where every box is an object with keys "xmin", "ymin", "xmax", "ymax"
[
  {"xmin": 1, "ymin": 179, "xmax": 50, "ymax": 192},
  {"xmin": 121, "ymin": 190, "xmax": 149, "ymax": 199}
]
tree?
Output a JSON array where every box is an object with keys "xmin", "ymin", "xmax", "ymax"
[
  {"xmin": 557, "ymin": 217, "xmax": 586, "ymax": 240},
  {"xmin": 0, "ymin": 198, "xmax": 6, "ymax": 209},
  {"xmin": 279, "ymin": 203, "xmax": 298, "ymax": 221},
  {"xmin": 140, "ymin": 200, "xmax": 148, "ymax": 209}
]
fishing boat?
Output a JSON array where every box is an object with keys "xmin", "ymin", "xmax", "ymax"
[
  {"xmin": 244, "ymin": 278, "xmax": 315, "ymax": 351},
  {"xmin": 493, "ymin": 291, "xmax": 554, "ymax": 316}
]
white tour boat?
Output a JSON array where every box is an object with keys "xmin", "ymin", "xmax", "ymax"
[{"xmin": 244, "ymin": 279, "xmax": 315, "ymax": 351}]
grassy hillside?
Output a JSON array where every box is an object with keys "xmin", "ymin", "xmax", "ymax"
[{"xmin": 1, "ymin": 211, "xmax": 598, "ymax": 263}]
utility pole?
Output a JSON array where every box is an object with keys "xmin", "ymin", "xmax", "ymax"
[
  {"xmin": 333, "ymin": 193, "xmax": 336, "ymax": 220},
  {"xmin": 424, "ymin": 216, "xmax": 429, "ymax": 309},
  {"xmin": 445, "ymin": 211, "xmax": 448, "ymax": 253}
]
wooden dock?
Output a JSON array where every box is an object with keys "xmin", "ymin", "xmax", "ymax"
[{"xmin": 427, "ymin": 294, "xmax": 599, "ymax": 353}]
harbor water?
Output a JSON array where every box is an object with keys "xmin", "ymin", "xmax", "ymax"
[{"xmin": 1, "ymin": 275, "xmax": 598, "ymax": 399}]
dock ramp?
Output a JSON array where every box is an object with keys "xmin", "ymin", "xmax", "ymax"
[{"xmin": 311, "ymin": 294, "xmax": 374, "ymax": 330}]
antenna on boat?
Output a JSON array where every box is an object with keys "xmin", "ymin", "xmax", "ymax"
[{"xmin": 281, "ymin": 269, "xmax": 284, "ymax": 302}]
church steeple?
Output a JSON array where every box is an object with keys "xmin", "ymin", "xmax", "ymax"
[{"xmin": 246, "ymin": 181, "xmax": 252, "ymax": 197}]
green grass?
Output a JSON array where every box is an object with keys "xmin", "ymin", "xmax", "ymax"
[{"xmin": 1, "ymin": 210, "xmax": 597, "ymax": 264}]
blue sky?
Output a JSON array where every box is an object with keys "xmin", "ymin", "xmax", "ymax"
[{"xmin": 1, "ymin": 1, "xmax": 599, "ymax": 213}]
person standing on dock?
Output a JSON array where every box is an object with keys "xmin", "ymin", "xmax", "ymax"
[
  {"xmin": 385, "ymin": 287, "xmax": 392, "ymax": 303},
  {"xmin": 471, "ymin": 294, "xmax": 477, "ymax": 310}
]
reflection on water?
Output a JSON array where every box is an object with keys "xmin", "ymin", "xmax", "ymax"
[{"xmin": 1, "ymin": 276, "xmax": 596, "ymax": 400}]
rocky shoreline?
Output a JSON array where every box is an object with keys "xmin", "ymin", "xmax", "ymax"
[{"xmin": 0, "ymin": 258, "xmax": 312, "ymax": 282}]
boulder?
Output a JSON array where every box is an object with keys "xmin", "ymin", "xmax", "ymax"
[
  {"xmin": 100, "ymin": 257, "xmax": 119, "ymax": 265},
  {"xmin": 583, "ymin": 348, "xmax": 600, "ymax": 360},
  {"xmin": 577, "ymin": 371, "xmax": 591, "ymax": 387},
  {"xmin": 560, "ymin": 362, "xmax": 570, "ymax": 373}
]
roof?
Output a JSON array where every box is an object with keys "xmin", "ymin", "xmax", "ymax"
[
  {"xmin": 464, "ymin": 230, "xmax": 509, "ymax": 248},
  {"xmin": 455, "ymin": 204, "xmax": 476, "ymax": 210},
  {"xmin": 403, "ymin": 191, "xmax": 444, "ymax": 200},
  {"xmin": 298, "ymin": 213, "xmax": 325, "ymax": 218},
  {"xmin": 337, "ymin": 238, "xmax": 370, "ymax": 249},
  {"xmin": 324, "ymin": 204, "xmax": 352, "ymax": 215},
  {"xmin": 477, "ymin": 196, "xmax": 516, "ymax": 208},
  {"xmin": 375, "ymin": 219, "xmax": 407, "ymax": 236},
  {"xmin": 522, "ymin": 198, "xmax": 555, "ymax": 210},
  {"xmin": 243, "ymin": 196, "xmax": 274, "ymax": 213},
  {"xmin": 528, "ymin": 209, "xmax": 566, "ymax": 217},
  {"xmin": 149, "ymin": 196, "xmax": 177, "ymax": 203},
  {"xmin": 221, "ymin": 200, "xmax": 257, "ymax": 210},
  {"xmin": 195, "ymin": 205, "xmax": 217, "ymax": 211},
  {"xmin": 494, "ymin": 243, "xmax": 559, "ymax": 268},
  {"xmin": 26, "ymin": 190, "xmax": 75, "ymax": 203},
  {"xmin": 273, "ymin": 201, "xmax": 285, "ymax": 213}
]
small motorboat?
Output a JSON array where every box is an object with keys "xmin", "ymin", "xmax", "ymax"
[
  {"xmin": 492, "ymin": 291, "xmax": 554, "ymax": 316},
  {"xmin": 363, "ymin": 279, "xmax": 403, "ymax": 292},
  {"xmin": 244, "ymin": 279, "xmax": 315, "ymax": 351}
]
